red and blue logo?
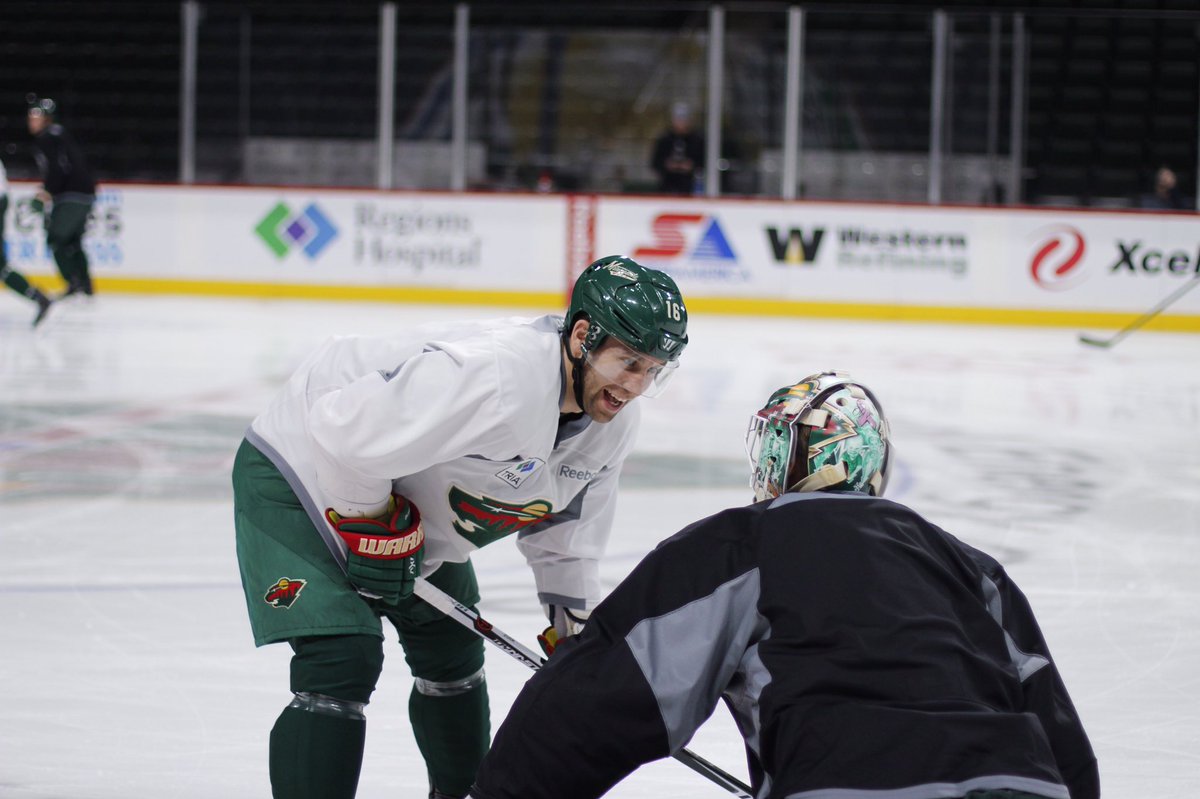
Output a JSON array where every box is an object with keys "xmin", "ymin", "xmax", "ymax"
[{"xmin": 633, "ymin": 213, "xmax": 737, "ymax": 263}]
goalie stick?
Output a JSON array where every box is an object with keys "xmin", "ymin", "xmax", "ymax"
[
  {"xmin": 413, "ymin": 578, "xmax": 754, "ymax": 799},
  {"xmin": 1079, "ymin": 273, "xmax": 1200, "ymax": 349}
]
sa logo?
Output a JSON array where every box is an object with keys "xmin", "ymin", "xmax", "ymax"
[{"xmin": 264, "ymin": 577, "xmax": 307, "ymax": 609}]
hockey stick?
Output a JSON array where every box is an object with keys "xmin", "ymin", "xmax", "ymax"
[
  {"xmin": 1079, "ymin": 273, "xmax": 1200, "ymax": 349},
  {"xmin": 413, "ymin": 578, "xmax": 754, "ymax": 799}
]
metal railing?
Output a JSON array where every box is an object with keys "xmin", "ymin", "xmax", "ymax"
[{"xmin": 14, "ymin": 1, "xmax": 1196, "ymax": 208}]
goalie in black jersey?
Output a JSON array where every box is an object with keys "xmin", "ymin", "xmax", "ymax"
[{"xmin": 470, "ymin": 371, "xmax": 1099, "ymax": 799}]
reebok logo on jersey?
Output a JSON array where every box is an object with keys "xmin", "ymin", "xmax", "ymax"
[
  {"xmin": 558, "ymin": 464, "xmax": 596, "ymax": 481},
  {"xmin": 448, "ymin": 485, "xmax": 554, "ymax": 547},
  {"xmin": 264, "ymin": 577, "xmax": 307, "ymax": 609},
  {"xmin": 495, "ymin": 457, "xmax": 545, "ymax": 489}
]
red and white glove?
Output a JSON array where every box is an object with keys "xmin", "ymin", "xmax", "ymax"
[
  {"xmin": 537, "ymin": 604, "xmax": 591, "ymax": 657},
  {"xmin": 325, "ymin": 493, "xmax": 424, "ymax": 604}
]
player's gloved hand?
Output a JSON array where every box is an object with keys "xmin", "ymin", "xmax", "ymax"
[
  {"xmin": 325, "ymin": 493, "xmax": 424, "ymax": 605},
  {"xmin": 537, "ymin": 604, "xmax": 591, "ymax": 657}
]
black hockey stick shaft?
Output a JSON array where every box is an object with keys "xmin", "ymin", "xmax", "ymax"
[
  {"xmin": 1079, "ymin": 273, "xmax": 1200, "ymax": 348},
  {"xmin": 413, "ymin": 579, "xmax": 754, "ymax": 799}
]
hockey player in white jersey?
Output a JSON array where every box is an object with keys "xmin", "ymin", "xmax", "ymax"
[{"xmin": 231, "ymin": 256, "xmax": 688, "ymax": 799}]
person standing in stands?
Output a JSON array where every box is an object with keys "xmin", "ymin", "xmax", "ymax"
[
  {"xmin": 0, "ymin": 153, "xmax": 53, "ymax": 326},
  {"xmin": 27, "ymin": 95, "xmax": 97, "ymax": 298},
  {"xmin": 1137, "ymin": 165, "xmax": 1190, "ymax": 211},
  {"xmin": 650, "ymin": 102, "xmax": 705, "ymax": 195}
]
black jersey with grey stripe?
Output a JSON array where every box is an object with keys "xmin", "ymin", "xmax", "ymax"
[{"xmin": 471, "ymin": 492, "xmax": 1099, "ymax": 799}]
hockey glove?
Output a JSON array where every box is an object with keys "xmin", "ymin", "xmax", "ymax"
[
  {"xmin": 537, "ymin": 604, "xmax": 591, "ymax": 657},
  {"xmin": 326, "ymin": 493, "xmax": 424, "ymax": 605}
]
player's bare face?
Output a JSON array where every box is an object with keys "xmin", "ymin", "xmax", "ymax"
[{"xmin": 580, "ymin": 339, "xmax": 664, "ymax": 423}]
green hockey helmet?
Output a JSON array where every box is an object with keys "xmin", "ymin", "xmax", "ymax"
[
  {"xmin": 566, "ymin": 256, "xmax": 688, "ymax": 361},
  {"xmin": 745, "ymin": 371, "xmax": 891, "ymax": 502},
  {"xmin": 563, "ymin": 256, "xmax": 688, "ymax": 399}
]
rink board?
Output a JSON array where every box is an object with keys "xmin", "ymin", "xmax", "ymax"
[{"xmin": 4, "ymin": 182, "xmax": 1198, "ymax": 328}]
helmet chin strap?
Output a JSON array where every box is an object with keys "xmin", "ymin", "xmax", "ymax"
[
  {"xmin": 564, "ymin": 319, "xmax": 606, "ymax": 414},
  {"xmin": 562, "ymin": 333, "xmax": 588, "ymax": 413},
  {"xmin": 571, "ymin": 354, "xmax": 586, "ymax": 412}
]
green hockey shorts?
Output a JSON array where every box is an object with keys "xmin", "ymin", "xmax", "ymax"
[{"xmin": 233, "ymin": 439, "xmax": 481, "ymax": 647}]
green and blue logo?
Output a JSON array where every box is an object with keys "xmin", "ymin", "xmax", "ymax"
[{"xmin": 255, "ymin": 202, "xmax": 338, "ymax": 260}]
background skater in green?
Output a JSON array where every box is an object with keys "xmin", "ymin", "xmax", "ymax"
[
  {"xmin": 233, "ymin": 256, "xmax": 688, "ymax": 798},
  {"xmin": 0, "ymin": 153, "xmax": 53, "ymax": 326},
  {"xmin": 27, "ymin": 95, "xmax": 96, "ymax": 299}
]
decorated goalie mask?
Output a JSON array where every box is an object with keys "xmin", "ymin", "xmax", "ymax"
[
  {"xmin": 564, "ymin": 255, "xmax": 688, "ymax": 400},
  {"xmin": 745, "ymin": 371, "xmax": 891, "ymax": 502}
]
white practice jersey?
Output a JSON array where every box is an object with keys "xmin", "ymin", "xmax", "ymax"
[{"xmin": 246, "ymin": 314, "xmax": 640, "ymax": 610}]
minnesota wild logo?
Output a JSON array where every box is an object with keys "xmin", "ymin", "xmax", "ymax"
[
  {"xmin": 264, "ymin": 577, "xmax": 307, "ymax": 609},
  {"xmin": 448, "ymin": 486, "xmax": 554, "ymax": 546}
]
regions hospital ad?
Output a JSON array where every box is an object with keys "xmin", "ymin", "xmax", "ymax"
[{"xmin": 4, "ymin": 182, "xmax": 1198, "ymax": 325}]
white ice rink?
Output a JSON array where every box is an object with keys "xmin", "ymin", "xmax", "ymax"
[{"xmin": 1, "ymin": 292, "xmax": 1197, "ymax": 798}]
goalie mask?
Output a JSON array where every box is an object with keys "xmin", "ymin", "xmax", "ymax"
[
  {"xmin": 746, "ymin": 371, "xmax": 891, "ymax": 502},
  {"xmin": 564, "ymin": 255, "xmax": 687, "ymax": 400}
]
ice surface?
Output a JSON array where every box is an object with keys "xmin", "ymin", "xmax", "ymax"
[{"xmin": 1, "ymin": 293, "xmax": 1197, "ymax": 797}]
